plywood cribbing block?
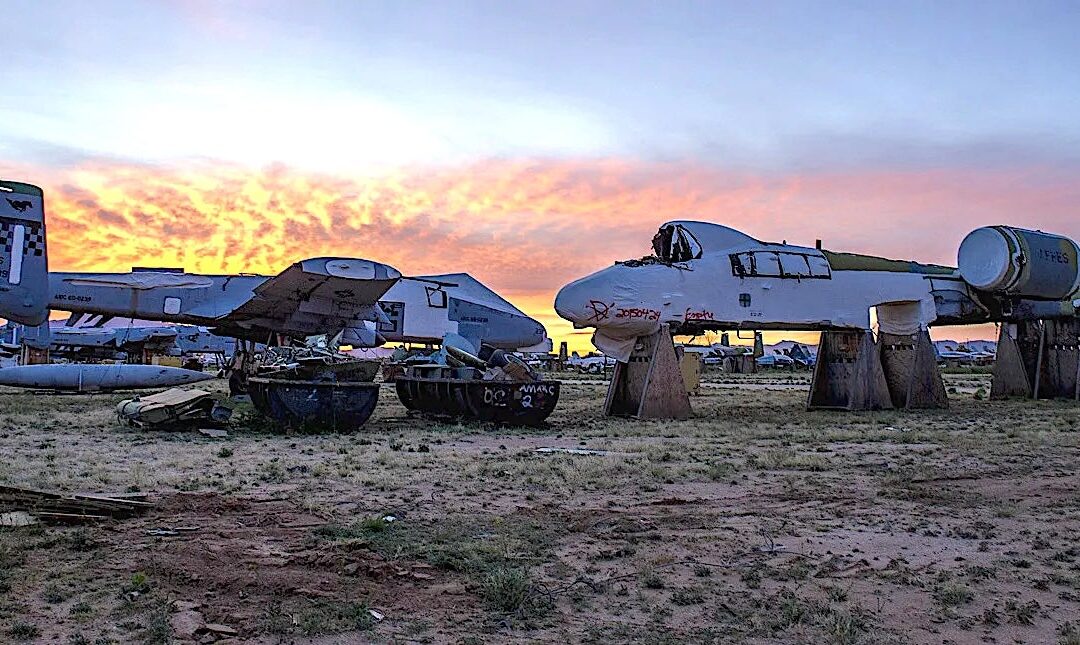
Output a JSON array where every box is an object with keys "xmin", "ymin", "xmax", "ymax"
[
  {"xmin": 992, "ymin": 320, "xmax": 1080, "ymax": 400},
  {"xmin": 878, "ymin": 330, "xmax": 948, "ymax": 409},
  {"xmin": 807, "ymin": 330, "xmax": 892, "ymax": 411},
  {"xmin": 990, "ymin": 324, "xmax": 1031, "ymax": 399},
  {"xmin": 1039, "ymin": 319, "xmax": 1080, "ymax": 400},
  {"xmin": 680, "ymin": 350, "xmax": 702, "ymax": 396},
  {"xmin": 20, "ymin": 345, "xmax": 48, "ymax": 366},
  {"xmin": 604, "ymin": 324, "xmax": 693, "ymax": 419}
]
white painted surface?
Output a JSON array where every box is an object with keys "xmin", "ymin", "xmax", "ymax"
[
  {"xmin": 381, "ymin": 273, "xmax": 531, "ymax": 343},
  {"xmin": 556, "ymin": 221, "xmax": 945, "ymax": 361},
  {"xmin": 325, "ymin": 258, "xmax": 379, "ymax": 280},
  {"xmin": 957, "ymin": 227, "xmax": 1012, "ymax": 289},
  {"xmin": 63, "ymin": 273, "xmax": 215, "ymax": 289},
  {"xmin": 163, "ymin": 297, "xmax": 182, "ymax": 315},
  {"xmin": 9, "ymin": 224, "xmax": 23, "ymax": 285}
]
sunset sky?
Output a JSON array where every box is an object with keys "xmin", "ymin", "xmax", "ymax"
[{"xmin": 3, "ymin": 1, "xmax": 1080, "ymax": 351}]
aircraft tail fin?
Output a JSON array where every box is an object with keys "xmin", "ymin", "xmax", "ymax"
[
  {"xmin": 20, "ymin": 320, "xmax": 52, "ymax": 349},
  {"xmin": 0, "ymin": 180, "xmax": 49, "ymax": 325}
]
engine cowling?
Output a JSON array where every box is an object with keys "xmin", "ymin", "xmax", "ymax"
[{"xmin": 958, "ymin": 226, "xmax": 1080, "ymax": 300}]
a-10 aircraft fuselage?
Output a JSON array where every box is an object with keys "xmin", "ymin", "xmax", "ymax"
[
  {"xmin": 556, "ymin": 221, "xmax": 1080, "ymax": 359},
  {"xmin": 47, "ymin": 265, "xmax": 546, "ymax": 350}
]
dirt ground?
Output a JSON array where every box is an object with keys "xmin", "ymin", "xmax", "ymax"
[{"xmin": 0, "ymin": 370, "xmax": 1078, "ymax": 644}]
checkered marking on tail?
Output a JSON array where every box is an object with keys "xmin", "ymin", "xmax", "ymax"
[{"xmin": 0, "ymin": 218, "xmax": 45, "ymax": 257}]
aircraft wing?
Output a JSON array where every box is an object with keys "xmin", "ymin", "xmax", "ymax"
[{"xmin": 223, "ymin": 258, "xmax": 402, "ymax": 341}]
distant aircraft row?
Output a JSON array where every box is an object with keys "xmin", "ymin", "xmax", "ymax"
[{"xmin": 0, "ymin": 319, "xmax": 234, "ymax": 362}]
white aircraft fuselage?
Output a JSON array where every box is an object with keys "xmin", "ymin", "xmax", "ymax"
[{"xmin": 555, "ymin": 221, "xmax": 1078, "ymax": 360}]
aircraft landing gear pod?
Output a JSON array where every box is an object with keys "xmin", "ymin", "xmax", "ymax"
[{"xmin": 0, "ymin": 181, "xmax": 49, "ymax": 326}]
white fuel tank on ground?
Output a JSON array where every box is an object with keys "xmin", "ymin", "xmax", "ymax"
[
  {"xmin": 958, "ymin": 226, "xmax": 1080, "ymax": 300},
  {"xmin": 0, "ymin": 363, "xmax": 212, "ymax": 391}
]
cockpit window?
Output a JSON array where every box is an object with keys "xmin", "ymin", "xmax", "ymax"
[
  {"xmin": 730, "ymin": 251, "xmax": 832, "ymax": 279},
  {"xmin": 652, "ymin": 224, "xmax": 703, "ymax": 263}
]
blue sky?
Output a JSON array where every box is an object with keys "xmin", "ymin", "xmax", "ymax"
[{"xmin": 4, "ymin": 0, "xmax": 1079, "ymax": 172}]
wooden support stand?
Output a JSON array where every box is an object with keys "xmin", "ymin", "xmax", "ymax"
[
  {"xmin": 679, "ymin": 350, "xmax": 702, "ymax": 396},
  {"xmin": 807, "ymin": 330, "xmax": 892, "ymax": 411},
  {"xmin": 1041, "ymin": 319, "xmax": 1080, "ymax": 400},
  {"xmin": 991, "ymin": 323, "xmax": 1034, "ymax": 399},
  {"xmin": 19, "ymin": 345, "xmax": 48, "ymax": 365},
  {"xmin": 878, "ymin": 330, "xmax": 949, "ymax": 409},
  {"xmin": 604, "ymin": 324, "xmax": 693, "ymax": 419},
  {"xmin": 992, "ymin": 320, "xmax": 1080, "ymax": 400}
]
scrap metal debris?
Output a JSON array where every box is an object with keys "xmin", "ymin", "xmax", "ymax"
[
  {"xmin": 443, "ymin": 343, "xmax": 540, "ymax": 383},
  {"xmin": 534, "ymin": 447, "xmax": 610, "ymax": 456},
  {"xmin": 258, "ymin": 344, "xmax": 380, "ymax": 382},
  {"xmin": 393, "ymin": 337, "xmax": 542, "ymax": 385},
  {"xmin": 394, "ymin": 338, "xmax": 560, "ymax": 425},
  {"xmin": 0, "ymin": 511, "xmax": 37, "ymax": 527},
  {"xmin": 0, "ymin": 485, "xmax": 151, "ymax": 524},
  {"xmin": 146, "ymin": 526, "xmax": 200, "ymax": 537},
  {"xmin": 244, "ymin": 344, "xmax": 384, "ymax": 431},
  {"xmin": 117, "ymin": 388, "xmax": 232, "ymax": 429}
]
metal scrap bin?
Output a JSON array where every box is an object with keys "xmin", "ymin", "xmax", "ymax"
[
  {"xmin": 395, "ymin": 369, "xmax": 560, "ymax": 426},
  {"xmin": 247, "ymin": 377, "xmax": 380, "ymax": 431}
]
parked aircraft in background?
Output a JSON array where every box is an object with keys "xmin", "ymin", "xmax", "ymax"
[
  {"xmin": 46, "ymin": 264, "xmax": 545, "ymax": 352},
  {"xmin": 566, "ymin": 352, "xmax": 617, "ymax": 374},
  {"xmin": 756, "ymin": 353, "xmax": 795, "ymax": 367},
  {"xmin": 933, "ymin": 340, "xmax": 997, "ymax": 365},
  {"xmin": 0, "ymin": 319, "xmax": 235, "ymax": 362}
]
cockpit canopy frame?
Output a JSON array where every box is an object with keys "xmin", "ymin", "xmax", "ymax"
[{"xmin": 652, "ymin": 223, "xmax": 703, "ymax": 263}]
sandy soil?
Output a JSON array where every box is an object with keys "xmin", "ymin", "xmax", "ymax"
[{"xmin": 0, "ymin": 371, "xmax": 1078, "ymax": 644}]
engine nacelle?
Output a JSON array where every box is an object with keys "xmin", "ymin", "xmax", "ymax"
[{"xmin": 958, "ymin": 226, "xmax": 1080, "ymax": 300}]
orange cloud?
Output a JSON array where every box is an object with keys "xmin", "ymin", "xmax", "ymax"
[{"xmin": 3, "ymin": 157, "xmax": 1077, "ymax": 352}]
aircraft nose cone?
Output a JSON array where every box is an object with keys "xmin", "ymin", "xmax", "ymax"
[
  {"xmin": 531, "ymin": 318, "xmax": 547, "ymax": 341},
  {"xmin": 555, "ymin": 276, "xmax": 608, "ymax": 327},
  {"xmin": 557, "ymin": 264, "xmax": 665, "ymax": 336}
]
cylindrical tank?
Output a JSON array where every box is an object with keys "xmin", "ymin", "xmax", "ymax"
[{"xmin": 958, "ymin": 226, "xmax": 1080, "ymax": 300}]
